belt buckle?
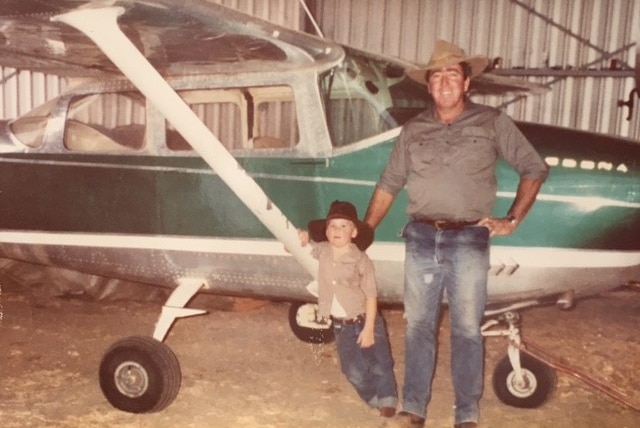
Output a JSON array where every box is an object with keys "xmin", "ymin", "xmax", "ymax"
[{"xmin": 434, "ymin": 220, "xmax": 447, "ymax": 230}]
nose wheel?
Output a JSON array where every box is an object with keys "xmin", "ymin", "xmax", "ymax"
[
  {"xmin": 492, "ymin": 352, "xmax": 557, "ymax": 408},
  {"xmin": 482, "ymin": 304, "xmax": 556, "ymax": 409}
]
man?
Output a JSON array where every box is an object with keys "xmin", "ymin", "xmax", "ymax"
[{"xmin": 364, "ymin": 40, "xmax": 549, "ymax": 428}]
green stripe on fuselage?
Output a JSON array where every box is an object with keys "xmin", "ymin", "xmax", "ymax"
[{"xmin": 1, "ymin": 128, "xmax": 638, "ymax": 251}]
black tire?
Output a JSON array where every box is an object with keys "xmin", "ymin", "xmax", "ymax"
[
  {"xmin": 288, "ymin": 302, "xmax": 335, "ymax": 344},
  {"xmin": 99, "ymin": 336, "xmax": 181, "ymax": 413},
  {"xmin": 492, "ymin": 353, "xmax": 557, "ymax": 408}
]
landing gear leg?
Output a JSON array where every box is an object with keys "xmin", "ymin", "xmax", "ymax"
[
  {"xmin": 152, "ymin": 278, "xmax": 208, "ymax": 342},
  {"xmin": 99, "ymin": 278, "xmax": 208, "ymax": 413}
]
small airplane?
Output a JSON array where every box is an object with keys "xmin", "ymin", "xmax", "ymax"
[{"xmin": 0, "ymin": 0, "xmax": 638, "ymax": 414}]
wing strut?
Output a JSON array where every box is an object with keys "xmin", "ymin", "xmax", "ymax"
[{"xmin": 52, "ymin": 7, "xmax": 318, "ymax": 287}]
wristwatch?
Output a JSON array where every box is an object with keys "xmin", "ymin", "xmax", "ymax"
[{"xmin": 506, "ymin": 215, "xmax": 518, "ymax": 224}]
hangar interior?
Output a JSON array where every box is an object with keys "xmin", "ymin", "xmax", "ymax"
[{"xmin": 0, "ymin": 0, "xmax": 638, "ymax": 140}]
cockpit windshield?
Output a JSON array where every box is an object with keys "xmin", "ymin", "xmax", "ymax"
[{"xmin": 320, "ymin": 46, "xmax": 430, "ymax": 147}]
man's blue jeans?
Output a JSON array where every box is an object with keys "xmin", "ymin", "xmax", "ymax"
[
  {"xmin": 333, "ymin": 313, "xmax": 398, "ymax": 409},
  {"xmin": 401, "ymin": 220, "xmax": 490, "ymax": 424}
]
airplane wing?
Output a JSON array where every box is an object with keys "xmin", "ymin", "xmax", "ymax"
[
  {"xmin": 0, "ymin": 0, "xmax": 341, "ymax": 78},
  {"xmin": 2, "ymin": 0, "xmax": 547, "ymax": 98},
  {"xmin": 471, "ymin": 72, "xmax": 551, "ymax": 96}
]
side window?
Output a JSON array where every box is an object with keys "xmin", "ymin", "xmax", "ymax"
[
  {"xmin": 250, "ymin": 86, "xmax": 298, "ymax": 149},
  {"xmin": 321, "ymin": 48, "xmax": 430, "ymax": 148},
  {"xmin": 167, "ymin": 86, "xmax": 298, "ymax": 152},
  {"xmin": 327, "ymin": 97, "xmax": 383, "ymax": 147},
  {"xmin": 167, "ymin": 89, "xmax": 246, "ymax": 151},
  {"xmin": 9, "ymin": 98, "xmax": 57, "ymax": 149},
  {"xmin": 64, "ymin": 92, "xmax": 146, "ymax": 152}
]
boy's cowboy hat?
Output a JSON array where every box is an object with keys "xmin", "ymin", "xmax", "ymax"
[
  {"xmin": 406, "ymin": 39, "xmax": 490, "ymax": 85},
  {"xmin": 308, "ymin": 200, "xmax": 374, "ymax": 251}
]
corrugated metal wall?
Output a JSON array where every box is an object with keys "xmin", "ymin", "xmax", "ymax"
[
  {"xmin": 212, "ymin": 0, "xmax": 303, "ymax": 28},
  {"xmin": 311, "ymin": 0, "xmax": 640, "ymax": 140},
  {"xmin": 0, "ymin": 70, "xmax": 66, "ymax": 119}
]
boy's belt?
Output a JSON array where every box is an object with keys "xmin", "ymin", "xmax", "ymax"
[
  {"xmin": 414, "ymin": 218, "xmax": 479, "ymax": 230},
  {"xmin": 331, "ymin": 314, "xmax": 365, "ymax": 325}
]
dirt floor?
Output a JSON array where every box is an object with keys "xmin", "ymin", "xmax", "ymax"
[{"xmin": 0, "ymin": 276, "xmax": 639, "ymax": 428}]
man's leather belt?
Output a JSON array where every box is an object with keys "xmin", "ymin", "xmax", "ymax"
[
  {"xmin": 331, "ymin": 314, "xmax": 365, "ymax": 325},
  {"xmin": 414, "ymin": 218, "xmax": 479, "ymax": 230}
]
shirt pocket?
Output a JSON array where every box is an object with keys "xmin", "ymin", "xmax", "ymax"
[
  {"xmin": 407, "ymin": 141, "xmax": 438, "ymax": 174},
  {"xmin": 456, "ymin": 127, "xmax": 498, "ymax": 171},
  {"xmin": 338, "ymin": 258, "xmax": 362, "ymax": 290}
]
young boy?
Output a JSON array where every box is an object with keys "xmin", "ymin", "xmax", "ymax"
[{"xmin": 299, "ymin": 200, "xmax": 398, "ymax": 419}]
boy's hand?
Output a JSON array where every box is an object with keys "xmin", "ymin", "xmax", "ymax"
[
  {"xmin": 357, "ymin": 328, "xmax": 375, "ymax": 348},
  {"xmin": 315, "ymin": 315, "xmax": 330, "ymax": 325},
  {"xmin": 298, "ymin": 229, "xmax": 310, "ymax": 246}
]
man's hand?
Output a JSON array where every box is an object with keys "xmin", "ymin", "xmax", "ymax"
[
  {"xmin": 483, "ymin": 177, "xmax": 543, "ymax": 237},
  {"xmin": 478, "ymin": 216, "xmax": 518, "ymax": 237}
]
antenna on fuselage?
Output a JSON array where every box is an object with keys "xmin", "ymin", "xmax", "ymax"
[
  {"xmin": 299, "ymin": 0, "xmax": 324, "ymax": 38},
  {"xmin": 617, "ymin": 52, "xmax": 639, "ymax": 121},
  {"xmin": 634, "ymin": 51, "xmax": 640, "ymax": 102}
]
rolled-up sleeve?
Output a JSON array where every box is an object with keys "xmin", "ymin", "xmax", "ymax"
[
  {"xmin": 496, "ymin": 113, "xmax": 549, "ymax": 182},
  {"xmin": 377, "ymin": 126, "xmax": 411, "ymax": 195}
]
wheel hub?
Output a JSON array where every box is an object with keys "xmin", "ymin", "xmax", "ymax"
[
  {"xmin": 114, "ymin": 361, "xmax": 149, "ymax": 398},
  {"xmin": 506, "ymin": 369, "xmax": 537, "ymax": 398}
]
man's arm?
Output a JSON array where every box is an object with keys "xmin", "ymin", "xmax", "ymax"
[
  {"xmin": 478, "ymin": 177, "xmax": 543, "ymax": 236},
  {"xmin": 364, "ymin": 188, "xmax": 396, "ymax": 229},
  {"xmin": 507, "ymin": 177, "xmax": 544, "ymax": 222}
]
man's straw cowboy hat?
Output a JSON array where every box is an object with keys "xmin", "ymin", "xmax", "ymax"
[{"xmin": 406, "ymin": 39, "xmax": 490, "ymax": 85}]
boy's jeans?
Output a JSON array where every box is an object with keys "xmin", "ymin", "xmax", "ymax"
[
  {"xmin": 401, "ymin": 220, "xmax": 490, "ymax": 424},
  {"xmin": 333, "ymin": 313, "xmax": 398, "ymax": 408}
]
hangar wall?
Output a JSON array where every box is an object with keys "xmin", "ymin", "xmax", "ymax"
[
  {"xmin": 308, "ymin": 0, "xmax": 640, "ymax": 140},
  {"xmin": 1, "ymin": 0, "xmax": 639, "ymax": 140}
]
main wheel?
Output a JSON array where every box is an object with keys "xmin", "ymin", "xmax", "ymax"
[
  {"xmin": 492, "ymin": 353, "xmax": 556, "ymax": 408},
  {"xmin": 99, "ymin": 336, "xmax": 181, "ymax": 413},
  {"xmin": 288, "ymin": 302, "xmax": 335, "ymax": 344}
]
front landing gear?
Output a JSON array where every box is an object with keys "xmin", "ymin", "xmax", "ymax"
[
  {"xmin": 99, "ymin": 278, "xmax": 208, "ymax": 413},
  {"xmin": 482, "ymin": 305, "xmax": 556, "ymax": 409}
]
